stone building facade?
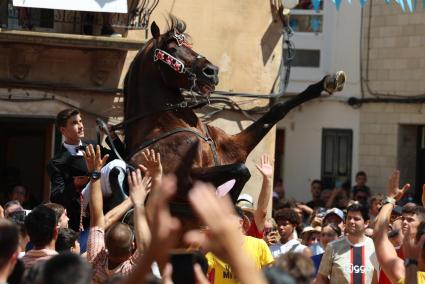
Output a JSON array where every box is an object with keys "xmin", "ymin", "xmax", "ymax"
[
  {"xmin": 0, "ymin": 1, "xmax": 282, "ymax": 204},
  {"xmin": 358, "ymin": 1, "xmax": 425, "ymax": 199}
]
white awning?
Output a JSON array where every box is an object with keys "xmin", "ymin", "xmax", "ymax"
[{"xmin": 12, "ymin": 0, "xmax": 128, "ymax": 13}]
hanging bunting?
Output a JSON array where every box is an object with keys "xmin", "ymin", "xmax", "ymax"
[
  {"xmin": 395, "ymin": 0, "xmax": 406, "ymax": 11},
  {"xmin": 312, "ymin": 0, "xmax": 321, "ymax": 11},
  {"xmin": 324, "ymin": 0, "xmax": 419, "ymax": 11},
  {"xmin": 405, "ymin": 0, "xmax": 414, "ymax": 12},
  {"xmin": 333, "ymin": 0, "xmax": 343, "ymax": 10},
  {"xmin": 359, "ymin": 0, "xmax": 367, "ymax": 7}
]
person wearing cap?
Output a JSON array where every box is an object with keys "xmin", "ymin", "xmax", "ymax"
[
  {"xmin": 301, "ymin": 226, "xmax": 323, "ymax": 256},
  {"xmin": 323, "ymin": 208, "xmax": 345, "ymax": 233},
  {"xmin": 236, "ymin": 154, "xmax": 274, "ymax": 239},
  {"xmin": 316, "ymin": 203, "xmax": 376, "ymax": 284}
]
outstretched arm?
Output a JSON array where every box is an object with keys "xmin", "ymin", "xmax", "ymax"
[
  {"xmin": 124, "ymin": 176, "xmax": 181, "ymax": 284},
  {"xmin": 104, "ymin": 198, "xmax": 133, "ymax": 230},
  {"xmin": 84, "ymin": 144, "xmax": 109, "ymax": 229},
  {"xmin": 185, "ymin": 182, "xmax": 268, "ymax": 284},
  {"xmin": 139, "ymin": 149, "xmax": 162, "ymax": 190},
  {"xmin": 373, "ymin": 170, "xmax": 409, "ymax": 283},
  {"xmin": 128, "ymin": 169, "xmax": 151, "ymax": 251},
  {"xmin": 255, "ymin": 154, "xmax": 273, "ymax": 231}
]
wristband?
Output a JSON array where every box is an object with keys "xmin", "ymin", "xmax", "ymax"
[
  {"xmin": 404, "ymin": 258, "xmax": 418, "ymax": 267},
  {"xmin": 382, "ymin": 196, "xmax": 396, "ymax": 206}
]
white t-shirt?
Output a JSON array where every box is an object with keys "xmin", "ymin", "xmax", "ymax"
[
  {"xmin": 318, "ymin": 236, "xmax": 376, "ymax": 284},
  {"xmin": 269, "ymin": 239, "xmax": 307, "ymax": 258},
  {"xmin": 310, "ymin": 242, "xmax": 325, "ymax": 256}
]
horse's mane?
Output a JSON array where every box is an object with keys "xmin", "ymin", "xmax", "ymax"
[
  {"xmin": 166, "ymin": 15, "xmax": 192, "ymax": 44},
  {"xmin": 166, "ymin": 15, "xmax": 187, "ymax": 35},
  {"xmin": 123, "ymin": 15, "xmax": 190, "ymax": 117}
]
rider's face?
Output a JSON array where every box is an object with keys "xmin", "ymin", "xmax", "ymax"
[{"xmin": 60, "ymin": 114, "xmax": 84, "ymax": 144}]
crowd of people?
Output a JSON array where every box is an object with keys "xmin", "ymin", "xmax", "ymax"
[{"xmin": 1, "ymin": 108, "xmax": 425, "ymax": 284}]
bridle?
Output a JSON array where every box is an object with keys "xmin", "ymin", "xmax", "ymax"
[
  {"xmin": 98, "ymin": 29, "xmax": 220, "ymax": 166},
  {"xmin": 153, "ymin": 29, "xmax": 206, "ymax": 96},
  {"xmin": 109, "ymin": 30, "xmax": 209, "ymax": 133}
]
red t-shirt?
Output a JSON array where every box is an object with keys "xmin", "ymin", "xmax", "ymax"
[
  {"xmin": 378, "ymin": 247, "xmax": 404, "ymax": 284},
  {"xmin": 246, "ymin": 219, "xmax": 264, "ymax": 239}
]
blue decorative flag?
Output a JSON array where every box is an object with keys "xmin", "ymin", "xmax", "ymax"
[
  {"xmin": 405, "ymin": 0, "xmax": 414, "ymax": 11},
  {"xmin": 312, "ymin": 0, "xmax": 321, "ymax": 11},
  {"xmin": 359, "ymin": 0, "xmax": 367, "ymax": 7},
  {"xmin": 395, "ymin": 0, "xmax": 406, "ymax": 11},
  {"xmin": 333, "ymin": 0, "xmax": 342, "ymax": 10}
]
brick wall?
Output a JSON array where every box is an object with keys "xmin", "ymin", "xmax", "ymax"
[
  {"xmin": 359, "ymin": 103, "xmax": 425, "ymax": 194},
  {"xmin": 362, "ymin": 1, "xmax": 425, "ymax": 95}
]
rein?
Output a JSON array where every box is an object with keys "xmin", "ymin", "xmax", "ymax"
[
  {"xmin": 109, "ymin": 97, "xmax": 209, "ymax": 131},
  {"xmin": 97, "ymin": 30, "xmax": 221, "ymax": 167},
  {"xmin": 109, "ymin": 30, "xmax": 207, "ymax": 132}
]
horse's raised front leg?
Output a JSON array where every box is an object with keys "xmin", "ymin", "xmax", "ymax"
[
  {"xmin": 232, "ymin": 71, "xmax": 346, "ymax": 161},
  {"xmin": 190, "ymin": 163, "xmax": 251, "ymax": 203}
]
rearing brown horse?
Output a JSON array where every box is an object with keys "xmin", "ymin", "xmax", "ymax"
[{"xmin": 123, "ymin": 17, "xmax": 345, "ymax": 214}]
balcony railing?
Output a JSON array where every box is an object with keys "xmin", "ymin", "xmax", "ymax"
[{"xmin": 0, "ymin": 0, "xmax": 158, "ymax": 36}]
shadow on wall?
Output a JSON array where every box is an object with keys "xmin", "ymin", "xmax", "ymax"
[{"xmin": 260, "ymin": 0, "xmax": 284, "ymax": 65}]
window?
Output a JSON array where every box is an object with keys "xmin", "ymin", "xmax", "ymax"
[
  {"xmin": 290, "ymin": 0, "xmax": 324, "ymax": 34},
  {"xmin": 321, "ymin": 129, "xmax": 353, "ymax": 189},
  {"xmin": 287, "ymin": 0, "xmax": 329, "ymax": 80},
  {"xmin": 5, "ymin": 1, "xmax": 54, "ymax": 30}
]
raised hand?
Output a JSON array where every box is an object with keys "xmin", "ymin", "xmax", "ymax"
[
  {"xmin": 184, "ymin": 181, "xmax": 244, "ymax": 262},
  {"xmin": 128, "ymin": 169, "xmax": 151, "ymax": 206},
  {"xmin": 139, "ymin": 149, "xmax": 162, "ymax": 181},
  {"xmin": 83, "ymin": 144, "xmax": 109, "ymax": 173},
  {"xmin": 184, "ymin": 181, "xmax": 267, "ymax": 284},
  {"xmin": 387, "ymin": 170, "xmax": 410, "ymax": 201},
  {"xmin": 146, "ymin": 175, "xmax": 180, "ymax": 265},
  {"xmin": 255, "ymin": 154, "xmax": 274, "ymax": 178}
]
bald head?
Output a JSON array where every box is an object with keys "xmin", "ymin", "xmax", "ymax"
[{"xmin": 105, "ymin": 223, "xmax": 134, "ymax": 258}]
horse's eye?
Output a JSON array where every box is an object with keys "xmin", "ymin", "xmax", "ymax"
[{"xmin": 168, "ymin": 47, "xmax": 177, "ymax": 54}]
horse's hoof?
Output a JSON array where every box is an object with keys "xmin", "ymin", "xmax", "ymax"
[{"xmin": 323, "ymin": 71, "xmax": 346, "ymax": 94}]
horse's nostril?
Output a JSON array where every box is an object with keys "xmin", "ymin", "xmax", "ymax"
[{"xmin": 203, "ymin": 67, "xmax": 215, "ymax": 77}]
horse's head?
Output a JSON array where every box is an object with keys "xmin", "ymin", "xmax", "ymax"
[{"xmin": 150, "ymin": 17, "xmax": 219, "ymax": 96}]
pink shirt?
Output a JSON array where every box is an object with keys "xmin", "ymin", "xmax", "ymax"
[
  {"xmin": 87, "ymin": 226, "xmax": 139, "ymax": 284},
  {"xmin": 22, "ymin": 248, "xmax": 58, "ymax": 268}
]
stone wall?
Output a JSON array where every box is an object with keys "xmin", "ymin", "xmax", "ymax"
[
  {"xmin": 362, "ymin": 1, "xmax": 425, "ymax": 96},
  {"xmin": 359, "ymin": 103, "xmax": 425, "ymax": 194},
  {"xmin": 359, "ymin": 1, "xmax": 425, "ymax": 194}
]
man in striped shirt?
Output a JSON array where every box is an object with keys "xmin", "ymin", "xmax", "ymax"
[{"xmin": 315, "ymin": 203, "xmax": 376, "ymax": 284}]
